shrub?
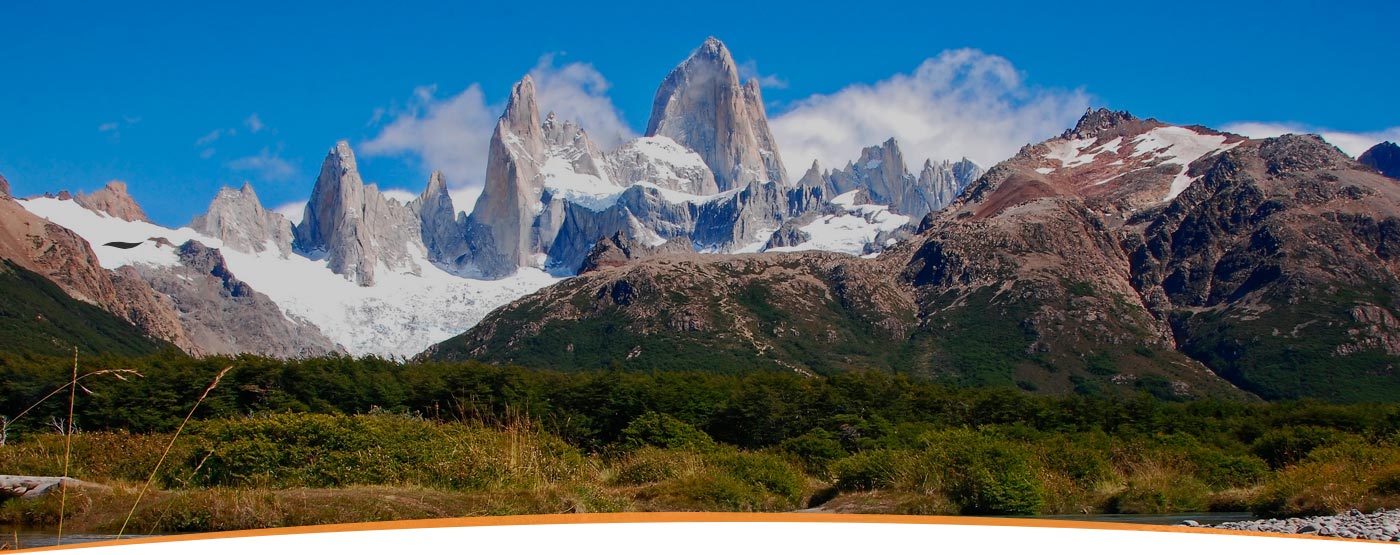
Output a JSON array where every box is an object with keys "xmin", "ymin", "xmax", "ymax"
[
  {"xmin": 924, "ymin": 431, "xmax": 1044, "ymax": 515},
  {"xmin": 778, "ymin": 429, "xmax": 846, "ymax": 478},
  {"xmin": 834, "ymin": 450, "xmax": 904, "ymax": 491},
  {"xmin": 618, "ymin": 412, "xmax": 716, "ymax": 452}
]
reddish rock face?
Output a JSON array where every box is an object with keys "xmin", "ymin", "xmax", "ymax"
[
  {"xmin": 74, "ymin": 180, "xmax": 151, "ymax": 222},
  {"xmin": 0, "ymin": 196, "xmax": 192, "ymax": 351},
  {"xmin": 430, "ymin": 111, "xmax": 1400, "ymax": 402}
]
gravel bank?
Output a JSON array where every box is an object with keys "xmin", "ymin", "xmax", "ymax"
[{"xmin": 1180, "ymin": 509, "xmax": 1400, "ymax": 542}]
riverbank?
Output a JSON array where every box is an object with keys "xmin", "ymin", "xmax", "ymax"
[{"xmin": 1184, "ymin": 508, "xmax": 1400, "ymax": 542}]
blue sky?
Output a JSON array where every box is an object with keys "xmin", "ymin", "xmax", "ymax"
[{"xmin": 3, "ymin": 0, "xmax": 1397, "ymax": 226}]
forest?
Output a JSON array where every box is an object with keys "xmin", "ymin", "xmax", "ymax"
[{"xmin": 3, "ymin": 351, "xmax": 1400, "ymax": 532}]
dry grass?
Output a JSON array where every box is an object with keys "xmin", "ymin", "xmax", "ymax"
[{"xmin": 118, "ymin": 366, "xmax": 230, "ymax": 538}]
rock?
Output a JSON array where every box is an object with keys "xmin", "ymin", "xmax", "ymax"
[
  {"xmin": 608, "ymin": 136, "xmax": 719, "ymax": 195},
  {"xmin": 577, "ymin": 231, "xmax": 694, "ymax": 274},
  {"xmin": 0, "ymin": 475, "xmax": 108, "ymax": 500},
  {"xmin": 645, "ymin": 37, "xmax": 788, "ymax": 191},
  {"xmin": 407, "ymin": 171, "xmax": 469, "ymax": 264},
  {"xmin": 0, "ymin": 173, "xmax": 9, "ymax": 198},
  {"xmin": 0, "ymin": 196, "xmax": 193, "ymax": 351},
  {"xmin": 294, "ymin": 141, "xmax": 424, "ymax": 286},
  {"xmin": 74, "ymin": 180, "xmax": 149, "ymax": 222},
  {"xmin": 189, "ymin": 182, "xmax": 295, "ymax": 257},
  {"xmin": 1359, "ymin": 141, "xmax": 1400, "ymax": 179},
  {"xmin": 1179, "ymin": 520, "xmax": 1200, "ymax": 527},
  {"xmin": 463, "ymin": 76, "xmax": 549, "ymax": 278},
  {"xmin": 133, "ymin": 240, "xmax": 341, "ymax": 357}
]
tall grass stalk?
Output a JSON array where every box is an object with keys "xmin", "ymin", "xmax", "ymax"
[
  {"xmin": 0, "ymin": 367, "xmax": 141, "ymax": 445},
  {"xmin": 56, "ymin": 348, "xmax": 78, "ymax": 545},
  {"xmin": 117, "ymin": 366, "xmax": 231, "ymax": 539}
]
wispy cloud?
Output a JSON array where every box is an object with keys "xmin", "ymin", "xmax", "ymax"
[
  {"xmin": 360, "ymin": 83, "xmax": 499, "ymax": 205},
  {"xmin": 226, "ymin": 148, "xmax": 298, "ymax": 182},
  {"xmin": 361, "ymin": 54, "xmax": 635, "ymax": 216},
  {"xmin": 738, "ymin": 59, "xmax": 788, "ymax": 90},
  {"xmin": 98, "ymin": 116, "xmax": 140, "ymax": 141},
  {"xmin": 195, "ymin": 128, "xmax": 231, "ymax": 146},
  {"xmin": 245, "ymin": 113, "xmax": 265, "ymax": 133},
  {"xmin": 272, "ymin": 200, "xmax": 307, "ymax": 225},
  {"xmin": 769, "ymin": 49, "xmax": 1091, "ymax": 170},
  {"xmin": 528, "ymin": 54, "xmax": 635, "ymax": 148},
  {"xmin": 1220, "ymin": 122, "xmax": 1400, "ymax": 157}
]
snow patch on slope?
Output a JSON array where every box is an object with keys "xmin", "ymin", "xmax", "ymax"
[
  {"xmin": 19, "ymin": 196, "xmax": 560, "ymax": 357},
  {"xmin": 1128, "ymin": 127, "xmax": 1238, "ymax": 200},
  {"xmin": 769, "ymin": 194, "xmax": 910, "ymax": 256}
]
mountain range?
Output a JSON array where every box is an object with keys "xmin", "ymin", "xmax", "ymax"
[
  {"xmin": 0, "ymin": 38, "xmax": 981, "ymax": 359},
  {"xmin": 3, "ymin": 38, "xmax": 1399, "ymax": 402}
]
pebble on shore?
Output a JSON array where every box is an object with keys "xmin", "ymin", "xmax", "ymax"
[{"xmin": 1178, "ymin": 509, "xmax": 1400, "ymax": 542}]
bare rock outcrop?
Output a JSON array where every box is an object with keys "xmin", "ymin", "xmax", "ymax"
[
  {"xmin": 74, "ymin": 180, "xmax": 149, "ymax": 222},
  {"xmin": 645, "ymin": 37, "xmax": 789, "ymax": 191},
  {"xmin": 0, "ymin": 196, "xmax": 192, "ymax": 351},
  {"xmin": 1360, "ymin": 141, "xmax": 1400, "ymax": 179},
  {"xmin": 134, "ymin": 240, "xmax": 340, "ymax": 357},
  {"xmin": 407, "ymin": 171, "xmax": 469, "ymax": 265},
  {"xmin": 294, "ymin": 141, "xmax": 424, "ymax": 286},
  {"xmin": 190, "ymin": 182, "xmax": 294, "ymax": 257}
]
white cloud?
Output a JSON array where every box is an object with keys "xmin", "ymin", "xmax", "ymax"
[
  {"xmin": 227, "ymin": 148, "xmax": 298, "ymax": 182},
  {"xmin": 738, "ymin": 59, "xmax": 789, "ymax": 90},
  {"xmin": 447, "ymin": 186, "xmax": 483, "ymax": 218},
  {"xmin": 199, "ymin": 148, "xmax": 216, "ymax": 160},
  {"xmin": 1220, "ymin": 122, "xmax": 1400, "ymax": 158},
  {"xmin": 769, "ymin": 48, "xmax": 1091, "ymax": 171},
  {"xmin": 529, "ymin": 54, "xmax": 636, "ymax": 149},
  {"xmin": 360, "ymin": 83, "xmax": 498, "ymax": 197},
  {"xmin": 361, "ymin": 54, "xmax": 636, "ymax": 215},
  {"xmin": 246, "ymin": 113, "xmax": 265, "ymax": 133},
  {"xmin": 195, "ymin": 128, "xmax": 226, "ymax": 146},
  {"xmin": 380, "ymin": 188, "xmax": 418, "ymax": 205},
  {"xmin": 273, "ymin": 200, "xmax": 307, "ymax": 225},
  {"xmin": 98, "ymin": 122, "xmax": 119, "ymax": 132}
]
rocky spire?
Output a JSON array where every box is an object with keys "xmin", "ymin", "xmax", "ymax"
[
  {"xmin": 465, "ymin": 76, "xmax": 549, "ymax": 277},
  {"xmin": 1062, "ymin": 108, "xmax": 1138, "ymax": 140},
  {"xmin": 796, "ymin": 160, "xmax": 826, "ymax": 193},
  {"xmin": 294, "ymin": 141, "xmax": 423, "ymax": 286},
  {"xmin": 75, "ymin": 180, "xmax": 149, "ymax": 222},
  {"xmin": 0, "ymin": 173, "xmax": 10, "ymax": 198},
  {"xmin": 645, "ymin": 37, "xmax": 789, "ymax": 191},
  {"xmin": 189, "ymin": 182, "xmax": 295, "ymax": 257},
  {"xmin": 409, "ymin": 171, "xmax": 468, "ymax": 263},
  {"xmin": 1360, "ymin": 141, "xmax": 1400, "ymax": 179}
]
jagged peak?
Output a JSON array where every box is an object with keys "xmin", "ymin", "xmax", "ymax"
[
  {"xmin": 74, "ymin": 180, "xmax": 150, "ymax": 222},
  {"xmin": 422, "ymin": 171, "xmax": 448, "ymax": 197},
  {"xmin": 695, "ymin": 36, "xmax": 732, "ymax": 62},
  {"xmin": 502, "ymin": 75, "xmax": 540, "ymax": 134},
  {"xmin": 328, "ymin": 140, "xmax": 359, "ymax": 174},
  {"xmin": 209, "ymin": 182, "xmax": 264, "ymax": 208},
  {"xmin": 1062, "ymin": 108, "xmax": 1138, "ymax": 140},
  {"xmin": 742, "ymin": 78, "xmax": 762, "ymax": 99}
]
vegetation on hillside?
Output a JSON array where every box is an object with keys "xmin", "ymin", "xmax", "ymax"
[{"xmin": 4, "ymin": 353, "xmax": 1400, "ymax": 532}]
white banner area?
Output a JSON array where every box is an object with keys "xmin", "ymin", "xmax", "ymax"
[{"xmin": 17, "ymin": 518, "xmax": 1395, "ymax": 555}]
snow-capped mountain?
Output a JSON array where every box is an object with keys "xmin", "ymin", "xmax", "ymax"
[{"xmin": 4, "ymin": 37, "xmax": 983, "ymax": 359}]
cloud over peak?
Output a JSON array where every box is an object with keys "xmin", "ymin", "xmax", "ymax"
[
  {"xmin": 769, "ymin": 48, "xmax": 1090, "ymax": 170},
  {"xmin": 1221, "ymin": 121, "xmax": 1400, "ymax": 158}
]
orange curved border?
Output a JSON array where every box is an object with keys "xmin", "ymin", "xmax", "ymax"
[{"xmin": 11, "ymin": 512, "xmax": 1384, "ymax": 552}]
